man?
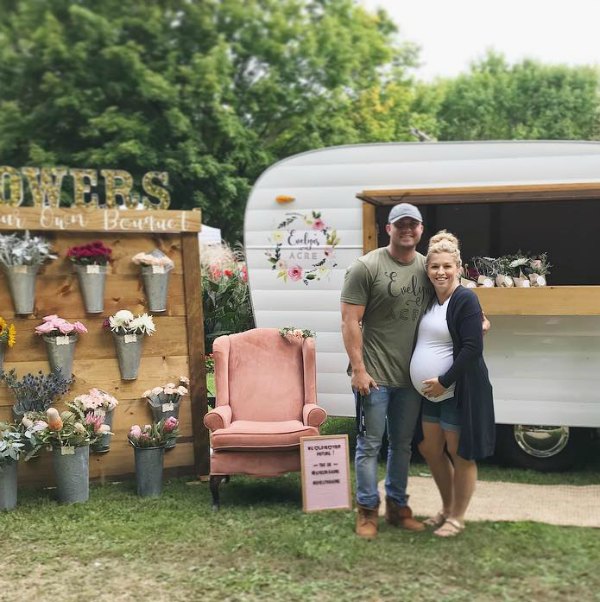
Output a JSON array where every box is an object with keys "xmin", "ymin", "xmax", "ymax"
[{"xmin": 340, "ymin": 202, "xmax": 431, "ymax": 539}]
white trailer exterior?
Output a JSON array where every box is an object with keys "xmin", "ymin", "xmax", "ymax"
[{"xmin": 244, "ymin": 141, "xmax": 600, "ymax": 469}]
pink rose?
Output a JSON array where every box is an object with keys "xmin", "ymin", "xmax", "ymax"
[
  {"xmin": 288, "ymin": 266, "xmax": 303, "ymax": 281},
  {"xmin": 163, "ymin": 417, "xmax": 179, "ymax": 433},
  {"xmin": 312, "ymin": 219, "xmax": 325, "ymax": 230},
  {"xmin": 72, "ymin": 321, "xmax": 88, "ymax": 334},
  {"xmin": 58, "ymin": 322, "xmax": 75, "ymax": 334},
  {"xmin": 129, "ymin": 425, "xmax": 142, "ymax": 438},
  {"xmin": 42, "ymin": 314, "xmax": 59, "ymax": 323},
  {"xmin": 35, "ymin": 321, "xmax": 56, "ymax": 335}
]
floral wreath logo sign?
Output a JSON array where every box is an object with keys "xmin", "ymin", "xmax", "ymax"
[{"xmin": 266, "ymin": 211, "xmax": 340, "ymax": 285}]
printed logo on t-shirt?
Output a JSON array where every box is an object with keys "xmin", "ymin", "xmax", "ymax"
[{"xmin": 384, "ymin": 272, "xmax": 429, "ymax": 322}]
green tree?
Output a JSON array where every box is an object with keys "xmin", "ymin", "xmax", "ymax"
[
  {"xmin": 433, "ymin": 51, "xmax": 600, "ymax": 141},
  {"xmin": 0, "ymin": 0, "xmax": 427, "ymax": 240}
]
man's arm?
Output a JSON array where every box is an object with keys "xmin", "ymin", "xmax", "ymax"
[{"xmin": 341, "ymin": 302, "xmax": 378, "ymax": 396}]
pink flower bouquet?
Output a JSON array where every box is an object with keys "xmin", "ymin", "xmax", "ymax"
[{"xmin": 35, "ymin": 315, "xmax": 88, "ymax": 338}]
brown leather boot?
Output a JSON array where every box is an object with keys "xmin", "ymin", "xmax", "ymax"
[
  {"xmin": 385, "ymin": 497, "xmax": 425, "ymax": 532},
  {"xmin": 356, "ymin": 503, "xmax": 379, "ymax": 539}
]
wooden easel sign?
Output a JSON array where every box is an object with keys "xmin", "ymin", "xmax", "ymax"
[{"xmin": 300, "ymin": 434, "xmax": 351, "ymax": 512}]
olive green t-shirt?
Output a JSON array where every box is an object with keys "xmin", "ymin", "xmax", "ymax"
[{"xmin": 341, "ymin": 248, "xmax": 432, "ymax": 387}]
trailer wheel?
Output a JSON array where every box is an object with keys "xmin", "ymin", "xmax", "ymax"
[{"xmin": 495, "ymin": 425, "xmax": 585, "ymax": 472}]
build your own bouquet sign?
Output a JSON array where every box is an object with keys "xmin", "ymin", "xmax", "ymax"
[
  {"xmin": 300, "ymin": 435, "xmax": 351, "ymax": 512},
  {"xmin": 265, "ymin": 211, "xmax": 339, "ymax": 285}
]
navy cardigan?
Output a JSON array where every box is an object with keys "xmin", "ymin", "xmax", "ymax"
[{"xmin": 438, "ymin": 286, "xmax": 495, "ymax": 461}]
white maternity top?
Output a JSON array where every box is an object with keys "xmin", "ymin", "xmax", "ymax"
[{"xmin": 410, "ymin": 298, "xmax": 456, "ymax": 402}]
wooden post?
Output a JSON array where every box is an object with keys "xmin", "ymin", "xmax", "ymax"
[{"xmin": 362, "ymin": 202, "xmax": 378, "ymax": 253}]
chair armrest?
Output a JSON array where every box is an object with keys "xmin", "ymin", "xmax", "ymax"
[
  {"xmin": 303, "ymin": 403, "xmax": 327, "ymax": 427},
  {"xmin": 203, "ymin": 406, "xmax": 232, "ymax": 431}
]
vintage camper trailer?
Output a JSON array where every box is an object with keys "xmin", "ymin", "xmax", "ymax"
[{"xmin": 244, "ymin": 141, "xmax": 600, "ymax": 470}]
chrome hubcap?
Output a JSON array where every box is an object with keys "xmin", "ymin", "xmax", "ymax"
[{"xmin": 514, "ymin": 425, "xmax": 570, "ymax": 458}]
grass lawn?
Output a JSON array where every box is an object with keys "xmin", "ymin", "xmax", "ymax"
[{"xmin": 1, "ymin": 474, "xmax": 599, "ymax": 602}]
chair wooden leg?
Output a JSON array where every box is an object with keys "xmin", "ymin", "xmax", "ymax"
[{"xmin": 210, "ymin": 475, "xmax": 229, "ymax": 511}]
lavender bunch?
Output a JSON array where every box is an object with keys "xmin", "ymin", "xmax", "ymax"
[{"xmin": 0, "ymin": 368, "xmax": 72, "ymax": 415}]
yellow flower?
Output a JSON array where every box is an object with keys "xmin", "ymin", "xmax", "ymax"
[
  {"xmin": 0, "ymin": 317, "xmax": 6, "ymax": 331},
  {"xmin": 7, "ymin": 324, "xmax": 16, "ymax": 348}
]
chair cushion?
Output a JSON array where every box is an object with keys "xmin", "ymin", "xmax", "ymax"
[{"xmin": 211, "ymin": 420, "xmax": 319, "ymax": 451}]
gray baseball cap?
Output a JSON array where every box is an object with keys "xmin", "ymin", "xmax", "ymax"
[{"xmin": 388, "ymin": 203, "xmax": 423, "ymax": 224}]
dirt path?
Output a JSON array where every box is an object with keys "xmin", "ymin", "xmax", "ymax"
[{"xmin": 379, "ymin": 476, "xmax": 600, "ymax": 528}]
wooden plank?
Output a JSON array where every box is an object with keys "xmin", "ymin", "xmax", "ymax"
[
  {"xmin": 0, "ymin": 277, "xmax": 186, "ymax": 319},
  {"xmin": 0, "ymin": 355, "xmax": 190, "ymax": 408},
  {"xmin": 181, "ymin": 233, "xmax": 209, "ymax": 477},
  {"xmin": 473, "ymin": 286, "xmax": 600, "ymax": 316},
  {"xmin": 0, "ymin": 206, "xmax": 202, "ymax": 233},
  {"xmin": 362, "ymin": 202, "xmax": 377, "ymax": 253},
  {"xmin": 358, "ymin": 182, "xmax": 600, "ymax": 206},
  {"xmin": 0, "ymin": 317, "xmax": 189, "ymax": 362}
]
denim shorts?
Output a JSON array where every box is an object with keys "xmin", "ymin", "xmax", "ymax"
[{"xmin": 422, "ymin": 396, "xmax": 461, "ymax": 432}]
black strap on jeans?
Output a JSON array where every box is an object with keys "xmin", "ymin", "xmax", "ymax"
[{"xmin": 354, "ymin": 389, "xmax": 366, "ymax": 436}]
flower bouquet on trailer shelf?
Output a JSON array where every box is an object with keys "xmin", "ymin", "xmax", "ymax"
[
  {"xmin": 0, "ymin": 316, "xmax": 16, "ymax": 372},
  {"xmin": 35, "ymin": 315, "xmax": 87, "ymax": 378},
  {"xmin": 0, "ymin": 367, "xmax": 72, "ymax": 421},
  {"xmin": 131, "ymin": 250, "xmax": 175, "ymax": 313},
  {"xmin": 22, "ymin": 404, "xmax": 111, "ymax": 504},
  {"xmin": 0, "ymin": 422, "xmax": 25, "ymax": 511},
  {"xmin": 469, "ymin": 257, "xmax": 498, "ymax": 288},
  {"xmin": 71, "ymin": 388, "xmax": 119, "ymax": 453},
  {"xmin": 66, "ymin": 240, "xmax": 112, "ymax": 313},
  {"xmin": 128, "ymin": 417, "xmax": 179, "ymax": 497},
  {"xmin": 105, "ymin": 310, "xmax": 156, "ymax": 380},
  {"xmin": 0, "ymin": 231, "xmax": 57, "ymax": 314},
  {"xmin": 143, "ymin": 376, "xmax": 188, "ymax": 446}
]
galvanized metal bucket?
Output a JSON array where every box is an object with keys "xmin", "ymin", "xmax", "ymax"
[
  {"xmin": 112, "ymin": 332, "xmax": 145, "ymax": 380},
  {"xmin": 75, "ymin": 264, "xmax": 107, "ymax": 314},
  {"xmin": 90, "ymin": 409, "xmax": 114, "ymax": 453},
  {"xmin": 134, "ymin": 446, "xmax": 165, "ymax": 497},
  {"xmin": 3, "ymin": 264, "xmax": 39, "ymax": 315},
  {"xmin": 141, "ymin": 266, "xmax": 170, "ymax": 313},
  {"xmin": 0, "ymin": 460, "xmax": 18, "ymax": 511},
  {"xmin": 43, "ymin": 333, "xmax": 78, "ymax": 378},
  {"xmin": 52, "ymin": 445, "xmax": 90, "ymax": 504}
]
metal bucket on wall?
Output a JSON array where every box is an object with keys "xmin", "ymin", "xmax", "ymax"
[
  {"xmin": 3, "ymin": 264, "xmax": 40, "ymax": 315},
  {"xmin": 112, "ymin": 333, "xmax": 145, "ymax": 380},
  {"xmin": 141, "ymin": 266, "xmax": 170, "ymax": 313},
  {"xmin": 90, "ymin": 409, "xmax": 114, "ymax": 453},
  {"xmin": 43, "ymin": 334, "xmax": 78, "ymax": 378},
  {"xmin": 75, "ymin": 264, "xmax": 107, "ymax": 314}
]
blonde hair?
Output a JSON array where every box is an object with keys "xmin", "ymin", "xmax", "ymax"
[{"xmin": 426, "ymin": 230, "xmax": 462, "ymax": 268}]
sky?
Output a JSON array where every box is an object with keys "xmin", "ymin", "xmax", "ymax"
[{"xmin": 360, "ymin": 0, "xmax": 600, "ymax": 80}]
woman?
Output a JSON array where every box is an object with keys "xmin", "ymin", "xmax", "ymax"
[{"xmin": 409, "ymin": 231, "xmax": 494, "ymax": 537}]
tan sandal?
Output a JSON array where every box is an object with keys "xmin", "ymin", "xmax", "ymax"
[
  {"xmin": 423, "ymin": 511, "xmax": 447, "ymax": 529},
  {"xmin": 433, "ymin": 518, "xmax": 465, "ymax": 538}
]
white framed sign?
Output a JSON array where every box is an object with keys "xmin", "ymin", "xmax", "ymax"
[{"xmin": 300, "ymin": 434, "xmax": 352, "ymax": 512}]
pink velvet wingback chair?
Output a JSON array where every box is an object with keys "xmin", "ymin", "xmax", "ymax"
[{"xmin": 203, "ymin": 328, "xmax": 327, "ymax": 509}]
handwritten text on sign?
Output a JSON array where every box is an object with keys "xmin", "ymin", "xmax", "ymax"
[
  {"xmin": 300, "ymin": 435, "xmax": 351, "ymax": 512},
  {"xmin": 0, "ymin": 206, "xmax": 201, "ymax": 233}
]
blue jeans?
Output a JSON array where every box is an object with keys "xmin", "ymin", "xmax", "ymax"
[{"xmin": 355, "ymin": 385, "xmax": 422, "ymax": 509}]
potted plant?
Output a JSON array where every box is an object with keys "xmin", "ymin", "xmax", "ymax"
[
  {"xmin": 0, "ymin": 422, "xmax": 25, "ymax": 511},
  {"xmin": 22, "ymin": 405, "xmax": 110, "ymax": 504},
  {"xmin": 128, "ymin": 417, "xmax": 179, "ymax": 497},
  {"xmin": 131, "ymin": 250, "xmax": 174, "ymax": 313},
  {"xmin": 494, "ymin": 256, "xmax": 515, "ymax": 288},
  {"xmin": 105, "ymin": 310, "xmax": 156, "ymax": 380},
  {"xmin": 0, "ymin": 315, "xmax": 16, "ymax": 372},
  {"xmin": 0, "ymin": 367, "xmax": 72, "ymax": 421},
  {"xmin": 0, "ymin": 231, "xmax": 57, "ymax": 314},
  {"xmin": 66, "ymin": 241, "xmax": 112, "ymax": 313},
  {"xmin": 470, "ymin": 257, "xmax": 497, "ymax": 288},
  {"xmin": 35, "ymin": 315, "xmax": 88, "ymax": 378},
  {"xmin": 143, "ymin": 377, "xmax": 188, "ymax": 447},
  {"xmin": 71, "ymin": 388, "xmax": 119, "ymax": 453},
  {"xmin": 505, "ymin": 254, "xmax": 532, "ymax": 288},
  {"xmin": 528, "ymin": 253, "xmax": 551, "ymax": 287}
]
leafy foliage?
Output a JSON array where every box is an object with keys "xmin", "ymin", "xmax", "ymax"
[
  {"xmin": 0, "ymin": 0, "xmax": 424, "ymax": 240},
  {"xmin": 433, "ymin": 51, "xmax": 600, "ymax": 141}
]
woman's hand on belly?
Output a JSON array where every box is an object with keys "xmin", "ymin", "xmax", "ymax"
[{"xmin": 422, "ymin": 377, "xmax": 446, "ymax": 399}]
